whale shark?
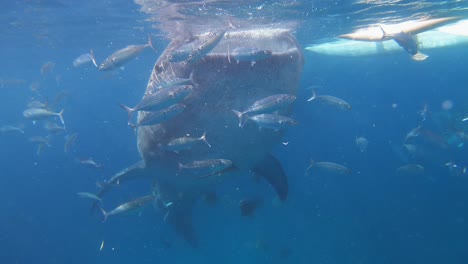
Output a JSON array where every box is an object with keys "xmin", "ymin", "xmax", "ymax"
[
  {"xmin": 306, "ymin": 18, "xmax": 468, "ymax": 58},
  {"xmin": 95, "ymin": 28, "xmax": 303, "ymax": 247}
]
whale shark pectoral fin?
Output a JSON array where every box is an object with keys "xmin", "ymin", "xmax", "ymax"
[
  {"xmin": 252, "ymin": 154, "xmax": 288, "ymax": 201},
  {"xmin": 166, "ymin": 205, "xmax": 198, "ymax": 248}
]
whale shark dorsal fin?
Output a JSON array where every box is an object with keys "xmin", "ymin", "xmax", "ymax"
[{"xmin": 252, "ymin": 154, "xmax": 288, "ymax": 201}]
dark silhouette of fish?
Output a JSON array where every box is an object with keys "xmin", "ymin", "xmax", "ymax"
[{"xmin": 239, "ymin": 198, "xmax": 263, "ymax": 217}]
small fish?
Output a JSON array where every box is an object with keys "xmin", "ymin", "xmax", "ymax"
[
  {"xmin": 178, "ymin": 159, "xmax": 233, "ymax": 177},
  {"xmin": 404, "ymin": 126, "xmax": 421, "ymax": 142},
  {"xmin": 307, "ymin": 90, "xmax": 351, "ymax": 110},
  {"xmin": 77, "ymin": 192, "xmax": 102, "ymax": 203},
  {"xmin": 52, "ymin": 89, "xmax": 70, "ymax": 108},
  {"xmin": 64, "ymin": 133, "xmax": 78, "ymax": 153},
  {"xmin": 186, "ymin": 26, "xmax": 230, "ymax": 64},
  {"xmin": 462, "ymin": 117, "xmax": 468, "ymax": 122},
  {"xmin": 0, "ymin": 78, "xmax": 27, "ymax": 88},
  {"xmin": 40, "ymin": 61, "xmax": 55, "ymax": 76},
  {"xmin": 164, "ymin": 131, "xmax": 211, "ymax": 152},
  {"xmin": 130, "ymin": 104, "xmax": 186, "ymax": 128},
  {"xmin": 29, "ymin": 136, "xmax": 51, "ymax": 155},
  {"xmin": 120, "ymin": 85, "xmax": 192, "ymax": 121},
  {"xmin": 29, "ymin": 81, "xmax": 40, "ymax": 93},
  {"xmin": 73, "ymin": 49, "xmax": 97, "ymax": 67},
  {"xmin": 44, "ymin": 122, "xmax": 66, "ymax": 134},
  {"xmin": 99, "ymin": 240, "xmax": 105, "ymax": 251},
  {"xmin": 306, "ymin": 160, "xmax": 352, "ymax": 175},
  {"xmin": 36, "ymin": 143, "xmax": 47, "ymax": 156},
  {"xmin": 379, "ymin": 26, "xmax": 428, "ymax": 61},
  {"xmin": 246, "ymin": 114, "xmax": 298, "ymax": 131},
  {"xmin": 355, "ymin": 136, "xmax": 369, "ymax": 152},
  {"xmin": 27, "ymin": 100, "xmax": 48, "ymax": 109},
  {"xmin": 151, "ymin": 72, "xmax": 194, "ymax": 91},
  {"xmin": 402, "ymin": 144, "xmax": 418, "ymax": 156},
  {"xmin": 23, "ymin": 108, "xmax": 65, "ymax": 125},
  {"xmin": 0, "ymin": 125, "xmax": 24, "ymax": 134},
  {"xmin": 78, "ymin": 157, "xmax": 103, "ymax": 169},
  {"xmin": 397, "ymin": 164, "xmax": 425, "ymax": 175},
  {"xmin": 168, "ymin": 41, "xmax": 196, "ymax": 63},
  {"xmin": 99, "ymin": 195, "xmax": 155, "ymax": 222},
  {"xmin": 239, "ymin": 198, "xmax": 263, "ymax": 217},
  {"xmin": 99, "ymin": 35, "xmax": 156, "ymax": 71},
  {"xmin": 230, "ymin": 47, "xmax": 272, "ymax": 64},
  {"xmin": 419, "ymin": 104, "xmax": 429, "ymax": 122},
  {"xmin": 29, "ymin": 136, "xmax": 51, "ymax": 146},
  {"xmin": 232, "ymin": 94, "xmax": 296, "ymax": 127}
]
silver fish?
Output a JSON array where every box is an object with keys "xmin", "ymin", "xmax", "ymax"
[
  {"xmin": 179, "ymin": 159, "xmax": 233, "ymax": 178},
  {"xmin": 168, "ymin": 41, "xmax": 196, "ymax": 63},
  {"xmin": 99, "ymin": 195, "xmax": 155, "ymax": 222},
  {"xmin": 64, "ymin": 133, "xmax": 78, "ymax": 153},
  {"xmin": 404, "ymin": 126, "xmax": 421, "ymax": 142},
  {"xmin": 132, "ymin": 104, "xmax": 186, "ymax": 128},
  {"xmin": 186, "ymin": 27, "xmax": 229, "ymax": 64},
  {"xmin": 397, "ymin": 164, "xmax": 424, "ymax": 175},
  {"xmin": 232, "ymin": 94, "xmax": 296, "ymax": 127},
  {"xmin": 77, "ymin": 192, "xmax": 102, "ymax": 203},
  {"xmin": 29, "ymin": 136, "xmax": 51, "ymax": 155},
  {"xmin": 164, "ymin": 131, "xmax": 211, "ymax": 152},
  {"xmin": 230, "ymin": 47, "xmax": 272, "ymax": 63},
  {"xmin": 0, "ymin": 78, "xmax": 27, "ymax": 88},
  {"xmin": 40, "ymin": 61, "xmax": 55, "ymax": 76},
  {"xmin": 151, "ymin": 72, "xmax": 194, "ymax": 91},
  {"xmin": 27, "ymin": 100, "xmax": 48, "ymax": 109},
  {"xmin": 78, "ymin": 157, "xmax": 103, "ymax": 169},
  {"xmin": 29, "ymin": 136, "xmax": 51, "ymax": 146},
  {"xmin": 73, "ymin": 49, "xmax": 97, "ymax": 68},
  {"xmin": 44, "ymin": 122, "xmax": 65, "ymax": 134},
  {"xmin": 306, "ymin": 160, "xmax": 352, "ymax": 175},
  {"xmin": 23, "ymin": 108, "xmax": 64, "ymax": 125},
  {"xmin": 246, "ymin": 114, "xmax": 298, "ymax": 131},
  {"xmin": 120, "ymin": 85, "xmax": 192, "ymax": 121},
  {"xmin": 0, "ymin": 125, "xmax": 24, "ymax": 134},
  {"xmin": 99, "ymin": 35, "xmax": 156, "ymax": 71},
  {"xmin": 307, "ymin": 90, "xmax": 351, "ymax": 110}
]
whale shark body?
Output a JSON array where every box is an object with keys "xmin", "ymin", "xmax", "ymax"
[{"xmin": 97, "ymin": 28, "xmax": 303, "ymax": 247}]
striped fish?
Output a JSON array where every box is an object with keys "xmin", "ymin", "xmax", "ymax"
[{"xmin": 120, "ymin": 85, "xmax": 192, "ymax": 121}]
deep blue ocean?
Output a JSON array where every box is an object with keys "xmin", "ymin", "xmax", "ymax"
[{"xmin": 1, "ymin": 1, "xmax": 468, "ymax": 263}]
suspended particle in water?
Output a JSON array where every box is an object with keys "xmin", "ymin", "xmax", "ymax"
[{"xmin": 441, "ymin": 100, "xmax": 453, "ymax": 110}]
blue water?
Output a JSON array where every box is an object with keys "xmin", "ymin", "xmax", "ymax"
[{"xmin": 1, "ymin": 1, "xmax": 468, "ymax": 263}]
